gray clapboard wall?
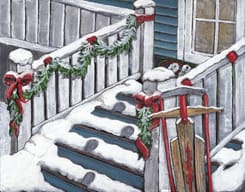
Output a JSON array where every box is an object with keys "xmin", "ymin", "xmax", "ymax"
[{"xmin": 88, "ymin": 0, "xmax": 178, "ymax": 59}]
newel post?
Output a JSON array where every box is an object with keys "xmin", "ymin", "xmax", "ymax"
[
  {"xmin": 134, "ymin": 0, "xmax": 155, "ymax": 73},
  {"xmin": 8, "ymin": 48, "xmax": 33, "ymax": 154}
]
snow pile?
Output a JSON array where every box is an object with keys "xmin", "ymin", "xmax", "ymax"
[
  {"xmin": 212, "ymin": 129, "xmax": 245, "ymax": 192},
  {"xmin": 143, "ymin": 67, "xmax": 175, "ymax": 82}
]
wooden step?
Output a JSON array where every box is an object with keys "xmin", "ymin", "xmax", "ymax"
[
  {"xmin": 56, "ymin": 142, "xmax": 144, "ymax": 190},
  {"xmin": 93, "ymin": 106, "xmax": 137, "ymax": 124},
  {"xmin": 116, "ymin": 93, "xmax": 136, "ymax": 106},
  {"xmin": 71, "ymin": 124, "xmax": 137, "ymax": 152},
  {"xmin": 224, "ymin": 139, "xmax": 243, "ymax": 151},
  {"xmin": 41, "ymin": 165, "xmax": 96, "ymax": 192}
]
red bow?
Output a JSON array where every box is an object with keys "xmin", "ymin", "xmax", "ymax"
[
  {"xmin": 87, "ymin": 36, "xmax": 97, "ymax": 45},
  {"xmin": 3, "ymin": 72, "xmax": 33, "ymax": 114},
  {"xmin": 134, "ymin": 92, "xmax": 161, "ymax": 160},
  {"xmin": 134, "ymin": 92, "xmax": 161, "ymax": 130}
]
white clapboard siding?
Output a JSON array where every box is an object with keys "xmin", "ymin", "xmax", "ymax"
[
  {"xmin": 80, "ymin": 10, "xmax": 96, "ymax": 37},
  {"xmin": 234, "ymin": 55, "xmax": 245, "ymax": 129},
  {"xmin": 131, "ymin": 27, "xmax": 140, "ymax": 74},
  {"xmin": 58, "ymin": 58, "xmax": 70, "ymax": 112},
  {"xmin": 38, "ymin": 0, "xmax": 50, "ymax": 46},
  {"xmin": 189, "ymin": 81, "xmax": 203, "ymax": 137},
  {"xmin": 0, "ymin": 0, "xmax": 11, "ymax": 37},
  {"xmin": 119, "ymin": 30, "xmax": 129, "ymax": 80},
  {"xmin": 0, "ymin": 102, "xmax": 11, "ymax": 155},
  {"xmin": 50, "ymin": 1, "xmax": 65, "ymax": 47},
  {"xmin": 107, "ymin": 34, "xmax": 118, "ymax": 86},
  {"xmin": 71, "ymin": 53, "xmax": 82, "ymax": 105},
  {"xmin": 65, "ymin": 5, "xmax": 80, "ymax": 45},
  {"xmin": 83, "ymin": 58, "xmax": 95, "ymax": 98},
  {"xmin": 204, "ymin": 72, "xmax": 218, "ymax": 148},
  {"xmin": 217, "ymin": 64, "xmax": 233, "ymax": 142},
  {"xmin": 26, "ymin": 0, "xmax": 38, "ymax": 43},
  {"xmin": 12, "ymin": 0, "xmax": 25, "ymax": 40}
]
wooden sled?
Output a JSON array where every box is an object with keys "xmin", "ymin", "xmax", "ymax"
[{"xmin": 152, "ymin": 86, "xmax": 223, "ymax": 192}]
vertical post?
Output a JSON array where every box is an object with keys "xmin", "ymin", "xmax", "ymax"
[
  {"xmin": 202, "ymin": 93, "xmax": 213, "ymax": 192},
  {"xmin": 160, "ymin": 98, "xmax": 176, "ymax": 192},
  {"xmin": 8, "ymin": 48, "xmax": 33, "ymax": 153},
  {"xmin": 134, "ymin": 0, "xmax": 155, "ymax": 73}
]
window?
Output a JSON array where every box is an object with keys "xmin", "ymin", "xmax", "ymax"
[
  {"xmin": 194, "ymin": 0, "xmax": 236, "ymax": 55},
  {"xmin": 178, "ymin": 0, "xmax": 245, "ymax": 64}
]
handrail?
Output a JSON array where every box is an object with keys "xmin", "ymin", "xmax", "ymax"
[
  {"xmin": 32, "ymin": 19, "xmax": 128, "ymax": 69},
  {"xmin": 177, "ymin": 37, "xmax": 245, "ymax": 85},
  {"xmin": 53, "ymin": 0, "xmax": 134, "ymax": 17}
]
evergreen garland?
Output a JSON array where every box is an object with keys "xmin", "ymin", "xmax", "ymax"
[
  {"xmin": 136, "ymin": 107, "xmax": 153, "ymax": 149},
  {"xmin": 7, "ymin": 14, "xmax": 138, "ymax": 136}
]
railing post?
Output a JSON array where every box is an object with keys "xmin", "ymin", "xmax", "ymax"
[
  {"xmin": 134, "ymin": 0, "xmax": 155, "ymax": 73},
  {"xmin": 8, "ymin": 48, "xmax": 33, "ymax": 153}
]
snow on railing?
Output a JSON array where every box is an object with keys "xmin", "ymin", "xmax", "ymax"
[
  {"xmin": 2, "ymin": 0, "xmax": 155, "ymax": 155},
  {"xmin": 177, "ymin": 38, "xmax": 245, "ymax": 148}
]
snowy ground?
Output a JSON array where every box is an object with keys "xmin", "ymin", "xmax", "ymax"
[
  {"xmin": 212, "ymin": 129, "xmax": 245, "ymax": 192},
  {"xmin": 1, "ymin": 78, "xmax": 245, "ymax": 191},
  {"xmin": 0, "ymin": 79, "xmax": 142, "ymax": 192}
]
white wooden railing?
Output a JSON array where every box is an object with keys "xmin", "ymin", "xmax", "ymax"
[
  {"xmin": 178, "ymin": 37, "xmax": 245, "ymax": 148},
  {"xmin": 0, "ymin": 0, "xmax": 155, "ymax": 155}
]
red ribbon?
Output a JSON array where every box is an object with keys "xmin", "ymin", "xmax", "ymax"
[
  {"xmin": 135, "ymin": 137, "xmax": 150, "ymax": 160},
  {"xmin": 136, "ymin": 14, "xmax": 155, "ymax": 25},
  {"xmin": 134, "ymin": 92, "xmax": 161, "ymax": 130},
  {"xmin": 9, "ymin": 120, "xmax": 19, "ymax": 137},
  {"xmin": 4, "ymin": 72, "xmax": 33, "ymax": 114},
  {"xmin": 134, "ymin": 92, "xmax": 161, "ymax": 160}
]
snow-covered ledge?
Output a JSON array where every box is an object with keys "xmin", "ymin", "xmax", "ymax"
[{"xmin": 142, "ymin": 67, "xmax": 176, "ymax": 94}]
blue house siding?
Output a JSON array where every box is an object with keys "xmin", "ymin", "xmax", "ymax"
[{"xmin": 88, "ymin": 0, "xmax": 178, "ymax": 58}]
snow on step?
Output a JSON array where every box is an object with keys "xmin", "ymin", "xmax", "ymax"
[
  {"xmin": 212, "ymin": 148, "xmax": 242, "ymax": 165},
  {"xmin": 98, "ymin": 79, "xmax": 142, "ymax": 117},
  {"xmin": 56, "ymin": 132, "xmax": 145, "ymax": 173},
  {"xmin": 41, "ymin": 154, "xmax": 141, "ymax": 192},
  {"xmin": 66, "ymin": 101, "xmax": 139, "ymax": 140},
  {"xmin": 212, "ymin": 128, "xmax": 245, "ymax": 192}
]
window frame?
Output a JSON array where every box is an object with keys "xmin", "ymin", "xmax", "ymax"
[{"xmin": 178, "ymin": 0, "xmax": 245, "ymax": 64}]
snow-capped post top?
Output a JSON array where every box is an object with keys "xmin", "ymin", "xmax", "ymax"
[
  {"xmin": 134, "ymin": 0, "xmax": 156, "ymax": 9},
  {"xmin": 9, "ymin": 48, "xmax": 33, "ymax": 66},
  {"xmin": 227, "ymin": 51, "xmax": 238, "ymax": 64}
]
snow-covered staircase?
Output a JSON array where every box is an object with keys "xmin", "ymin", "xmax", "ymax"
[{"xmin": 37, "ymin": 80, "xmax": 144, "ymax": 192}]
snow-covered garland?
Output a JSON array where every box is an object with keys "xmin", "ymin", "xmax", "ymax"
[
  {"xmin": 134, "ymin": 93, "xmax": 161, "ymax": 160},
  {"xmin": 4, "ymin": 14, "xmax": 142, "ymax": 137}
]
